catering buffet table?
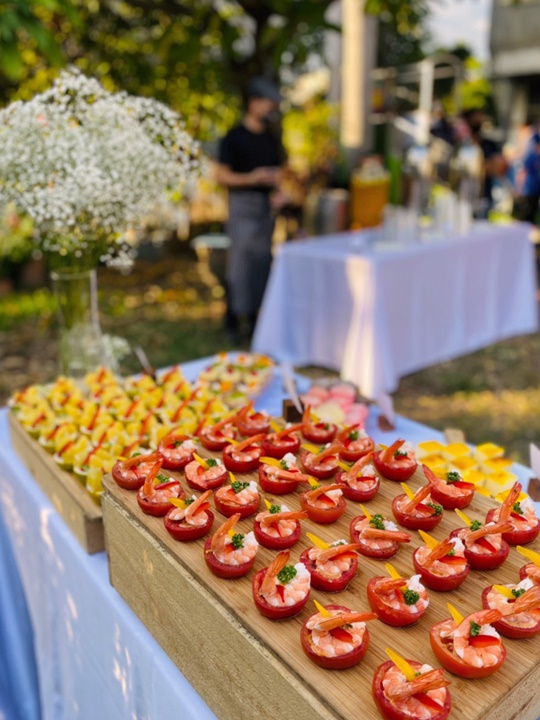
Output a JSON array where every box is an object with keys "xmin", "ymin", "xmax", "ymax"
[
  {"xmin": 0, "ymin": 356, "xmax": 535, "ymax": 720},
  {"xmin": 252, "ymin": 222, "xmax": 538, "ymax": 400}
]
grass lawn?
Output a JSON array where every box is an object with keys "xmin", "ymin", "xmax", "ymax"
[{"xmin": 1, "ymin": 252, "xmax": 538, "ymax": 464}]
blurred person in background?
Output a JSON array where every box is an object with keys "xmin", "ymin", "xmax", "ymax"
[
  {"xmin": 513, "ymin": 130, "xmax": 540, "ymax": 225},
  {"xmin": 215, "ymin": 77, "xmax": 286, "ymax": 342}
]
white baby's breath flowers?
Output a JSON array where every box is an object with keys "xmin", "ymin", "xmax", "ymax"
[{"xmin": 0, "ymin": 68, "xmax": 200, "ymax": 270}]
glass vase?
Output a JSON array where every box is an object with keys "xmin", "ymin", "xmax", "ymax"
[{"xmin": 50, "ymin": 268, "xmax": 117, "ymax": 377}]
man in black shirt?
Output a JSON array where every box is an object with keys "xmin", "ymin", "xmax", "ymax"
[{"xmin": 216, "ymin": 77, "xmax": 285, "ymax": 340}]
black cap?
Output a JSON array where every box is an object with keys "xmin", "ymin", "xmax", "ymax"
[{"xmin": 247, "ymin": 77, "xmax": 281, "ymax": 103}]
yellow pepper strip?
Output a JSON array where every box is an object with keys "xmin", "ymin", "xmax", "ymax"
[
  {"xmin": 385, "ymin": 563, "xmax": 401, "ymax": 580},
  {"xmin": 447, "ymin": 603, "xmax": 464, "ymax": 625},
  {"xmin": 169, "ymin": 497, "xmax": 186, "ymax": 509},
  {"xmin": 193, "ymin": 453, "xmax": 209, "ymax": 470},
  {"xmin": 455, "ymin": 508, "xmax": 472, "ymax": 527},
  {"xmin": 517, "ymin": 546, "xmax": 540, "ymax": 567},
  {"xmin": 493, "ymin": 585, "xmax": 514, "ymax": 599},
  {"xmin": 418, "ymin": 529, "xmax": 438, "ymax": 550},
  {"xmin": 308, "ymin": 477, "xmax": 320, "ymax": 488},
  {"xmin": 270, "ymin": 419, "xmax": 282, "ymax": 433},
  {"xmin": 314, "ymin": 600, "xmax": 331, "ymax": 618},
  {"xmin": 400, "ymin": 482, "xmax": 415, "ymax": 501},
  {"xmin": 227, "ymin": 529, "xmax": 236, "ymax": 540},
  {"xmin": 337, "ymin": 460, "xmax": 352, "ymax": 472},
  {"xmin": 306, "ymin": 532, "xmax": 330, "ymax": 549},
  {"xmin": 360, "ymin": 503, "xmax": 372, "ymax": 520},
  {"xmin": 264, "ymin": 499, "xmax": 274, "ymax": 511},
  {"xmin": 260, "ymin": 456, "xmax": 283, "ymax": 468},
  {"xmin": 385, "ymin": 648, "xmax": 416, "ymax": 682},
  {"xmin": 302, "ymin": 442, "xmax": 321, "ymax": 454}
]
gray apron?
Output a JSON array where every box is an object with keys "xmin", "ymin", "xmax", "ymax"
[{"xmin": 226, "ymin": 190, "xmax": 274, "ymax": 316}]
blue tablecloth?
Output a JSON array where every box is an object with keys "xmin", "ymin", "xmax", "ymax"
[{"xmin": 0, "ymin": 358, "xmax": 535, "ymax": 720}]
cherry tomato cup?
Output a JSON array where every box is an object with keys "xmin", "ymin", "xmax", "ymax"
[
  {"xmin": 157, "ymin": 434, "xmax": 196, "ymax": 471},
  {"xmin": 373, "ymin": 660, "xmax": 451, "ymax": 720},
  {"xmin": 367, "ymin": 576, "xmax": 429, "ymax": 627},
  {"xmin": 301, "ymin": 408, "xmax": 337, "ymax": 445},
  {"xmin": 391, "ymin": 492, "xmax": 443, "ymax": 532},
  {"xmin": 300, "ymin": 543, "xmax": 360, "ymax": 592},
  {"xmin": 112, "ymin": 452, "xmax": 162, "ymax": 490},
  {"xmin": 198, "ymin": 422, "xmax": 237, "ymax": 451},
  {"xmin": 260, "ymin": 424, "xmax": 303, "ymax": 459},
  {"xmin": 258, "ymin": 461, "xmax": 311, "ymax": 495},
  {"xmin": 412, "ymin": 542, "xmax": 469, "ymax": 592},
  {"xmin": 253, "ymin": 506, "xmax": 307, "ymax": 550},
  {"xmin": 301, "ymin": 604, "xmax": 376, "ymax": 670},
  {"xmin": 300, "ymin": 484, "xmax": 347, "ymax": 524},
  {"xmin": 222, "ymin": 434, "xmax": 265, "ymax": 473},
  {"xmin": 137, "ymin": 478, "xmax": 184, "ymax": 517},
  {"xmin": 214, "ymin": 480, "xmax": 260, "ymax": 519},
  {"xmin": 300, "ymin": 446, "xmax": 341, "ymax": 480},
  {"xmin": 430, "ymin": 614, "xmax": 506, "ymax": 679},
  {"xmin": 184, "ymin": 458, "xmax": 227, "ymax": 491},
  {"xmin": 338, "ymin": 427, "xmax": 375, "ymax": 463},
  {"xmin": 204, "ymin": 515, "xmax": 258, "ymax": 579},
  {"xmin": 163, "ymin": 491, "xmax": 215, "ymax": 542},
  {"xmin": 486, "ymin": 507, "xmax": 540, "ymax": 546},
  {"xmin": 252, "ymin": 551, "xmax": 311, "ymax": 619},
  {"xmin": 236, "ymin": 411, "xmax": 271, "ymax": 437},
  {"xmin": 373, "ymin": 439, "xmax": 417, "ymax": 482},
  {"xmin": 448, "ymin": 527, "xmax": 509, "ymax": 571},
  {"xmin": 426, "ymin": 467, "xmax": 475, "ymax": 510},
  {"xmin": 350, "ymin": 515, "xmax": 411, "ymax": 560},
  {"xmin": 481, "ymin": 585, "xmax": 540, "ymax": 639}
]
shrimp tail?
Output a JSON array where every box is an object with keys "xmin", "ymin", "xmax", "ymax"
[
  {"xmin": 260, "ymin": 550, "xmax": 290, "ymax": 596},
  {"xmin": 466, "ymin": 520, "xmax": 513, "ymax": 543},
  {"xmin": 316, "ymin": 543, "xmax": 361, "ymax": 564},
  {"xmin": 500, "ymin": 482, "xmax": 522, "ymax": 520},
  {"xmin": 404, "ymin": 484, "xmax": 432, "ymax": 513},
  {"xmin": 362, "ymin": 528, "xmax": 411, "ymax": 543},
  {"xmin": 507, "ymin": 586, "xmax": 540, "ymax": 615},
  {"xmin": 261, "ymin": 510, "xmax": 308, "ymax": 526},
  {"xmin": 316, "ymin": 611, "xmax": 377, "ymax": 631},
  {"xmin": 386, "ymin": 669, "xmax": 450, "ymax": 700},
  {"xmin": 382, "ymin": 438, "xmax": 405, "ymax": 463},
  {"xmin": 424, "ymin": 539, "xmax": 456, "ymax": 567},
  {"xmin": 210, "ymin": 513, "xmax": 241, "ymax": 553}
]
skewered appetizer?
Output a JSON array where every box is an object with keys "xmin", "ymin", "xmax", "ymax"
[
  {"xmin": 367, "ymin": 563, "xmax": 429, "ymax": 626},
  {"xmin": 301, "ymin": 601, "xmax": 377, "ymax": 669},
  {"xmin": 252, "ymin": 550, "xmax": 311, "ymax": 619}
]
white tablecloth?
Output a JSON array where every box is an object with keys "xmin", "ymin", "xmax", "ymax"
[{"xmin": 253, "ymin": 223, "xmax": 539, "ymax": 399}]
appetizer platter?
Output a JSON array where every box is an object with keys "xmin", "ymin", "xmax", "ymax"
[
  {"xmin": 102, "ymin": 409, "xmax": 540, "ymax": 720},
  {"xmin": 7, "ymin": 353, "xmax": 273, "ymax": 553}
]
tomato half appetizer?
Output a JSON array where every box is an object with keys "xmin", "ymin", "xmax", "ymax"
[
  {"xmin": 300, "ymin": 540, "xmax": 360, "ymax": 592},
  {"xmin": 335, "ymin": 453, "xmax": 380, "ymax": 502},
  {"xmin": 425, "ymin": 466, "xmax": 475, "ymax": 510},
  {"xmin": 258, "ymin": 454, "xmax": 311, "ymax": 495},
  {"xmin": 234, "ymin": 403, "xmax": 271, "ymax": 437},
  {"xmin": 449, "ymin": 519, "xmax": 511, "ymax": 571},
  {"xmin": 157, "ymin": 432, "xmax": 196, "ymax": 471},
  {"xmin": 300, "ymin": 443, "xmax": 343, "ymax": 480},
  {"xmin": 412, "ymin": 535, "xmax": 469, "ymax": 591},
  {"xmin": 373, "ymin": 658, "xmax": 451, "ymax": 720},
  {"xmin": 164, "ymin": 490, "xmax": 214, "ymax": 541},
  {"xmin": 350, "ymin": 513, "xmax": 411, "ymax": 559},
  {"xmin": 253, "ymin": 503, "xmax": 307, "ymax": 549},
  {"xmin": 137, "ymin": 462, "xmax": 184, "ymax": 517},
  {"xmin": 373, "ymin": 439, "xmax": 417, "ymax": 482},
  {"xmin": 482, "ymin": 582, "xmax": 540, "ymax": 639},
  {"xmin": 301, "ymin": 407, "xmax": 337, "ymax": 445},
  {"xmin": 260, "ymin": 423, "xmax": 304, "ymax": 459},
  {"xmin": 204, "ymin": 513, "xmax": 258, "ymax": 579},
  {"xmin": 301, "ymin": 604, "xmax": 376, "ymax": 670},
  {"xmin": 198, "ymin": 417, "xmax": 237, "ymax": 451},
  {"xmin": 184, "ymin": 456, "xmax": 227, "ymax": 491},
  {"xmin": 112, "ymin": 451, "xmax": 162, "ymax": 490},
  {"xmin": 430, "ymin": 608, "xmax": 506, "ymax": 678},
  {"xmin": 367, "ymin": 573, "xmax": 429, "ymax": 627},
  {"xmin": 337, "ymin": 425, "xmax": 375, "ymax": 463},
  {"xmin": 252, "ymin": 550, "xmax": 311, "ymax": 619},
  {"xmin": 518, "ymin": 547, "xmax": 540, "ymax": 584},
  {"xmin": 214, "ymin": 478, "xmax": 260, "ymax": 518},
  {"xmin": 222, "ymin": 434, "xmax": 265, "ymax": 473},
  {"xmin": 391, "ymin": 484, "xmax": 443, "ymax": 531},
  {"xmin": 486, "ymin": 482, "xmax": 540, "ymax": 545},
  {"xmin": 300, "ymin": 483, "xmax": 347, "ymax": 524}
]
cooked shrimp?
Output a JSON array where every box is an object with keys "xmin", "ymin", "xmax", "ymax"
[
  {"xmin": 354, "ymin": 517, "xmax": 411, "ymax": 550},
  {"xmin": 159, "ymin": 433, "xmax": 196, "ymax": 461},
  {"xmin": 457, "ymin": 520, "xmax": 513, "ymax": 554},
  {"xmin": 523, "ymin": 564, "xmax": 540, "ymax": 585},
  {"xmin": 395, "ymin": 484, "xmax": 434, "ymax": 516},
  {"xmin": 256, "ymin": 507, "xmax": 308, "ymax": 538},
  {"xmin": 210, "ymin": 513, "xmax": 258, "ymax": 565},
  {"xmin": 260, "ymin": 550, "xmax": 311, "ymax": 607},
  {"xmin": 495, "ymin": 483, "xmax": 538, "ymax": 531},
  {"xmin": 307, "ymin": 543, "xmax": 360, "ymax": 579},
  {"xmin": 304, "ymin": 483, "xmax": 343, "ymax": 508},
  {"xmin": 304, "ymin": 443, "xmax": 343, "ymax": 470},
  {"xmin": 416, "ymin": 537, "xmax": 467, "ymax": 576},
  {"xmin": 140, "ymin": 461, "xmax": 177, "ymax": 502},
  {"xmin": 306, "ymin": 608, "xmax": 376, "ymax": 657},
  {"xmin": 341, "ymin": 453, "xmax": 378, "ymax": 490},
  {"xmin": 383, "ymin": 663, "xmax": 450, "ymax": 718},
  {"xmin": 374, "ymin": 575, "xmax": 429, "ymax": 614},
  {"xmin": 424, "ymin": 465, "xmax": 465, "ymax": 498},
  {"xmin": 488, "ymin": 582, "xmax": 540, "ymax": 628},
  {"xmin": 228, "ymin": 434, "xmax": 265, "ymax": 461},
  {"xmin": 185, "ymin": 459, "xmax": 225, "ymax": 486},
  {"xmin": 168, "ymin": 490, "xmax": 212, "ymax": 526},
  {"xmin": 453, "ymin": 609, "xmax": 504, "ymax": 668},
  {"xmin": 215, "ymin": 480, "xmax": 259, "ymax": 506},
  {"xmin": 265, "ymin": 466, "xmax": 311, "ymax": 484}
]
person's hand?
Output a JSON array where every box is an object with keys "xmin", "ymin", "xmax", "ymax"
[{"xmin": 250, "ymin": 166, "xmax": 280, "ymax": 187}]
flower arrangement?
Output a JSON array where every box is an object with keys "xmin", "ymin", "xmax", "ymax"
[{"xmin": 0, "ymin": 68, "xmax": 201, "ymax": 272}]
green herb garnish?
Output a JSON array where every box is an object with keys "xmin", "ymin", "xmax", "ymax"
[
  {"xmin": 446, "ymin": 471, "xmax": 460, "ymax": 483},
  {"xmin": 269, "ymin": 504, "xmax": 281, "ymax": 514},
  {"xmin": 447, "ymin": 549, "xmax": 456, "ymax": 557},
  {"xmin": 231, "ymin": 480, "xmax": 249, "ymax": 494},
  {"xmin": 230, "ymin": 533, "xmax": 244, "ymax": 550},
  {"xmin": 184, "ymin": 497, "xmax": 194, "ymax": 506},
  {"xmin": 206, "ymin": 458, "xmax": 218, "ymax": 468},
  {"xmin": 349, "ymin": 430, "xmax": 359, "ymax": 441},
  {"xmin": 277, "ymin": 565, "xmax": 297, "ymax": 584},
  {"xmin": 82, "ymin": 464, "xmax": 89, "ymax": 471},
  {"xmin": 280, "ymin": 459, "xmax": 289, "ymax": 470},
  {"xmin": 323, "ymin": 423, "xmax": 330, "ymax": 430},
  {"xmin": 470, "ymin": 519, "xmax": 482, "ymax": 531},
  {"xmin": 173, "ymin": 440, "xmax": 184, "ymax": 448},
  {"xmin": 402, "ymin": 589, "xmax": 420, "ymax": 606},
  {"xmin": 131, "ymin": 452, "xmax": 142, "ymax": 458},
  {"xmin": 512, "ymin": 588, "xmax": 526, "ymax": 598},
  {"xmin": 470, "ymin": 621, "xmax": 482, "ymax": 637},
  {"xmin": 513, "ymin": 501, "xmax": 524, "ymax": 515},
  {"xmin": 427, "ymin": 502, "xmax": 443, "ymax": 516},
  {"xmin": 156, "ymin": 473, "xmax": 169, "ymax": 483},
  {"xmin": 369, "ymin": 514, "xmax": 386, "ymax": 530},
  {"xmin": 394, "ymin": 450, "xmax": 408, "ymax": 458}
]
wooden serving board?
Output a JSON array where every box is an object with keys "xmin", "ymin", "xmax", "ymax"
[
  {"xmin": 9, "ymin": 412, "xmax": 104, "ymax": 554},
  {"xmin": 103, "ymin": 444, "xmax": 540, "ymax": 720}
]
